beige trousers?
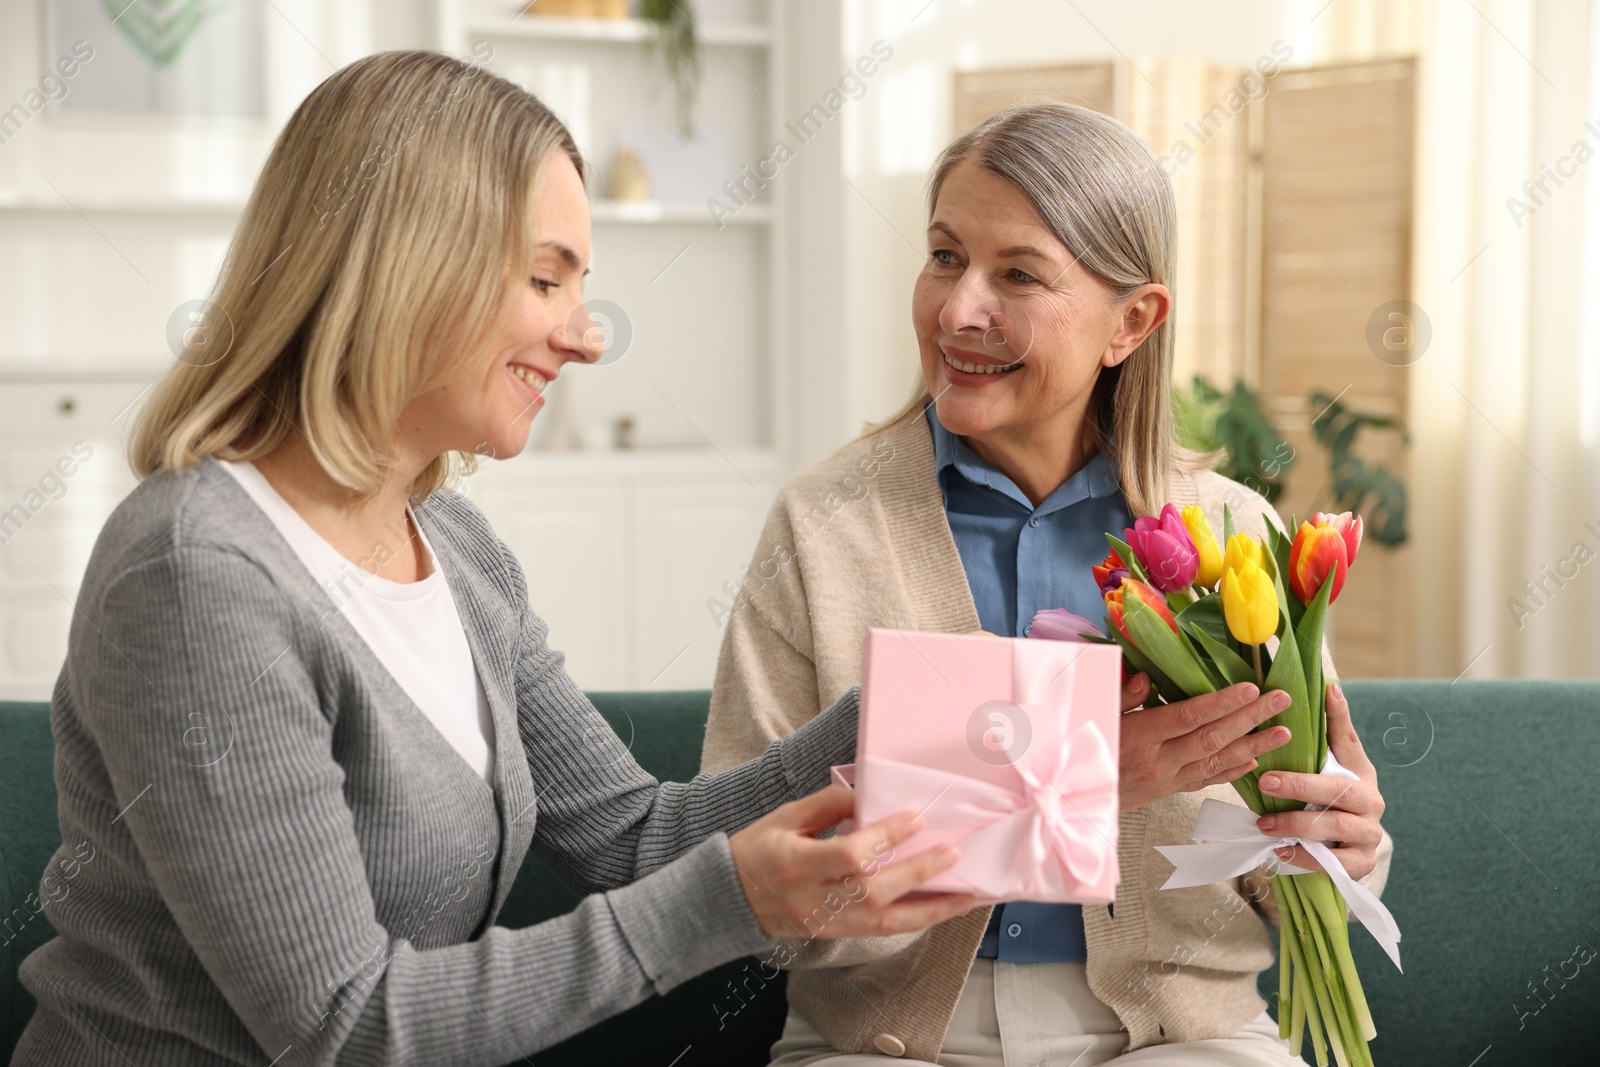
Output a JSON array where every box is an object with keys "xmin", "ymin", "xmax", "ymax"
[{"xmin": 768, "ymin": 957, "xmax": 1304, "ymax": 1067}]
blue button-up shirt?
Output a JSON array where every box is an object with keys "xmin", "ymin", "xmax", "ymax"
[{"xmin": 926, "ymin": 407, "xmax": 1130, "ymax": 963}]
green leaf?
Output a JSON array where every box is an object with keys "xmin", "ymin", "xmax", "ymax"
[
  {"xmin": 1308, "ymin": 389, "xmax": 1409, "ymax": 548},
  {"xmin": 1223, "ymin": 501, "xmax": 1237, "ymax": 545},
  {"xmin": 1165, "ymin": 589, "xmax": 1198, "ymax": 616},
  {"xmin": 1330, "ymin": 460, "xmax": 1408, "ymax": 546},
  {"xmin": 1172, "ymin": 598, "xmax": 1238, "ymax": 691},
  {"xmin": 1231, "ymin": 768, "xmax": 1264, "ymax": 813},
  {"xmin": 1105, "ymin": 532, "xmax": 1150, "ymax": 585},
  {"xmin": 640, "ymin": 0, "xmax": 703, "ymax": 136},
  {"xmin": 1261, "ymin": 514, "xmax": 1305, "ymax": 632},
  {"xmin": 1189, "ymin": 624, "xmax": 1256, "ymax": 687},
  {"xmin": 1178, "ymin": 625, "xmax": 1229, "ymax": 690},
  {"xmin": 1123, "ymin": 594, "xmax": 1218, "ymax": 696},
  {"xmin": 1295, "ymin": 558, "xmax": 1338, "ymax": 764},
  {"xmin": 1106, "ymin": 626, "xmax": 1183, "ymax": 705},
  {"xmin": 1182, "ymin": 377, "xmax": 1294, "ymax": 504},
  {"xmin": 1176, "ymin": 594, "xmax": 1230, "ymax": 646},
  {"xmin": 1172, "ymin": 376, "xmax": 1222, "ymax": 451},
  {"xmin": 1258, "ymin": 614, "xmax": 1315, "ymax": 809}
]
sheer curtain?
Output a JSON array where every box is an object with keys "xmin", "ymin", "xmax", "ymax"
[{"xmin": 1316, "ymin": 0, "xmax": 1600, "ymax": 678}]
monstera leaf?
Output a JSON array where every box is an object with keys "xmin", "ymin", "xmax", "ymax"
[
  {"xmin": 1173, "ymin": 375, "xmax": 1295, "ymax": 504},
  {"xmin": 102, "ymin": 0, "xmax": 225, "ymax": 68},
  {"xmin": 1177, "ymin": 378, "xmax": 1410, "ymax": 548},
  {"xmin": 1308, "ymin": 390, "xmax": 1410, "ymax": 547}
]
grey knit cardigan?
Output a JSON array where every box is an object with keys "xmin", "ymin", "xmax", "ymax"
[{"xmin": 13, "ymin": 458, "xmax": 858, "ymax": 1066}]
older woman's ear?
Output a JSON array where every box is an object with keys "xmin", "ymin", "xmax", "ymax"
[{"xmin": 1101, "ymin": 282, "xmax": 1172, "ymax": 368}]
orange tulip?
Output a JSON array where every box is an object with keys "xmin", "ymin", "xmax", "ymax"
[
  {"xmin": 1105, "ymin": 578, "xmax": 1177, "ymax": 642},
  {"xmin": 1289, "ymin": 515, "xmax": 1358, "ymax": 604},
  {"xmin": 1313, "ymin": 511, "xmax": 1363, "ymax": 568}
]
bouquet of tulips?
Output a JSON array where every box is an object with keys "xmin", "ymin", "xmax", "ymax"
[{"xmin": 1035, "ymin": 503, "xmax": 1383, "ymax": 1067}]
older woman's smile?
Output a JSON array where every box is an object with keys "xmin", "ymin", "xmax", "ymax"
[{"xmin": 941, "ymin": 344, "xmax": 1024, "ymax": 384}]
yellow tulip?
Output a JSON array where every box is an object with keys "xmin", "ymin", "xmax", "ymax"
[
  {"xmin": 1222, "ymin": 531, "xmax": 1264, "ymax": 574},
  {"xmin": 1180, "ymin": 505, "xmax": 1224, "ymax": 588},
  {"xmin": 1221, "ymin": 537, "xmax": 1278, "ymax": 646}
]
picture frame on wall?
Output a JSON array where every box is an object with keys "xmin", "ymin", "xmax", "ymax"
[{"xmin": 44, "ymin": 0, "xmax": 266, "ymax": 120}]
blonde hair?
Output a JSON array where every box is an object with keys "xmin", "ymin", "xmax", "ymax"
[
  {"xmin": 130, "ymin": 49, "xmax": 584, "ymax": 500},
  {"xmin": 873, "ymin": 101, "xmax": 1212, "ymax": 518}
]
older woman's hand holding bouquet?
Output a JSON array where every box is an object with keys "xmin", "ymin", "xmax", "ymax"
[
  {"xmin": 1034, "ymin": 506, "xmax": 1399, "ymax": 1067},
  {"xmin": 1256, "ymin": 681, "xmax": 1386, "ymax": 884}
]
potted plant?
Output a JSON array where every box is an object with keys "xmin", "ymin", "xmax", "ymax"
[
  {"xmin": 640, "ymin": 0, "xmax": 701, "ymax": 137},
  {"xmin": 1173, "ymin": 376, "xmax": 1408, "ymax": 547}
]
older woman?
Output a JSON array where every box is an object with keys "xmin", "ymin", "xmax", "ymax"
[
  {"xmin": 12, "ymin": 51, "xmax": 975, "ymax": 1066},
  {"xmin": 702, "ymin": 103, "xmax": 1393, "ymax": 1066}
]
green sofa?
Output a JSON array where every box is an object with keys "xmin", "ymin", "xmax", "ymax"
[{"xmin": 3, "ymin": 681, "xmax": 1597, "ymax": 1066}]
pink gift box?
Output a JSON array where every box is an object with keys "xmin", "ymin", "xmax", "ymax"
[{"xmin": 838, "ymin": 628, "xmax": 1122, "ymax": 905}]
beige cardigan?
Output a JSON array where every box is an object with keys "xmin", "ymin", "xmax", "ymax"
[{"xmin": 700, "ymin": 408, "xmax": 1393, "ymax": 1061}]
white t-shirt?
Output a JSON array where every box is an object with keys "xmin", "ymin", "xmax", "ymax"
[{"xmin": 218, "ymin": 460, "xmax": 495, "ymax": 782}]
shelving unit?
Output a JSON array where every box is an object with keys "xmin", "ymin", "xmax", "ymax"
[
  {"xmin": 0, "ymin": 0, "xmax": 804, "ymax": 697},
  {"xmin": 437, "ymin": 0, "xmax": 793, "ymax": 689},
  {"xmin": 465, "ymin": 14, "xmax": 772, "ymax": 47}
]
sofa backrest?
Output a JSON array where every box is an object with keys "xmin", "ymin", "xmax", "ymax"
[{"xmin": 4, "ymin": 681, "xmax": 1598, "ymax": 1066}]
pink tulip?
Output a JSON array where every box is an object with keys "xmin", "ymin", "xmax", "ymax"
[
  {"xmin": 1124, "ymin": 503, "xmax": 1199, "ymax": 593},
  {"xmin": 1029, "ymin": 608, "xmax": 1106, "ymax": 642}
]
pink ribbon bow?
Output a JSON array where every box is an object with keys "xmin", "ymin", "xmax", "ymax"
[{"xmin": 858, "ymin": 641, "xmax": 1119, "ymax": 901}]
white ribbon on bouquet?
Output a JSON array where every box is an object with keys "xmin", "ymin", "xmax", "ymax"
[{"xmin": 1154, "ymin": 751, "xmax": 1403, "ymax": 971}]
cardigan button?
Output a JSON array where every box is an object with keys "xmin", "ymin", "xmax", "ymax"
[{"xmin": 873, "ymin": 1032, "xmax": 907, "ymax": 1056}]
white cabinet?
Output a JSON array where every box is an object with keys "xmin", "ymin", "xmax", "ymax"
[
  {"xmin": 633, "ymin": 484, "xmax": 772, "ymax": 688},
  {"xmin": 464, "ymin": 450, "xmax": 779, "ymax": 691},
  {"xmin": 481, "ymin": 485, "xmax": 633, "ymax": 688},
  {"xmin": 0, "ymin": 377, "xmax": 148, "ymax": 699}
]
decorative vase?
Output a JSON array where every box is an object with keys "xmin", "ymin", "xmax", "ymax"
[
  {"xmin": 533, "ymin": 381, "xmax": 582, "ymax": 452},
  {"xmin": 606, "ymin": 146, "xmax": 651, "ymax": 202}
]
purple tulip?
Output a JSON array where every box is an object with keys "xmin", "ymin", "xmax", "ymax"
[
  {"xmin": 1092, "ymin": 552, "xmax": 1130, "ymax": 595},
  {"xmin": 1124, "ymin": 503, "xmax": 1200, "ymax": 593}
]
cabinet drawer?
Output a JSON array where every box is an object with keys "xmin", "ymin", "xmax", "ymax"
[{"xmin": 0, "ymin": 380, "xmax": 152, "ymax": 426}]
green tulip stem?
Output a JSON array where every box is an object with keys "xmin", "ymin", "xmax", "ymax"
[
  {"xmin": 1252, "ymin": 643, "xmax": 1265, "ymax": 689},
  {"xmin": 1304, "ymin": 876, "xmax": 1377, "ymax": 1041},
  {"xmin": 1276, "ymin": 875, "xmax": 1330, "ymax": 1066},
  {"xmin": 1279, "ymin": 926, "xmax": 1293, "ymax": 1041},
  {"xmin": 1281, "ymin": 874, "xmax": 1357, "ymax": 1067},
  {"xmin": 1281, "ymin": 873, "xmax": 1369, "ymax": 1067},
  {"xmin": 1287, "ymin": 961, "xmax": 1307, "ymax": 1053}
]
